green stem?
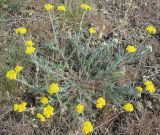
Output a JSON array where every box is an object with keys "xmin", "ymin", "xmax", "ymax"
[
  {"xmin": 56, "ymin": 93, "xmax": 63, "ymax": 109},
  {"xmin": 48, "ymin": 11, "xmax": 59, "ymax": 48},
  {"xmin": 77, "ymin": 11, "xmax": 86, "ymax": 42},
  {"xmin": 79, "ymin": 11, "xmax": 86, "ymax": 32},
  {"xmin": 86, "ymin": 34, "xmax": 92, "ymax": 49},
  {"xmin": 16, "ymin": 79, "xmax": 35, "ymax": 89},
  {"xmin": 108, "ymin": 53, "xmax": 129, "ymax": 71}
]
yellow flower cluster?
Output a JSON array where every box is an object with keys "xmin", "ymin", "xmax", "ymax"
[
  {"xmin": 144, "ymin": 80, "xmax": 155, "ymax": 94},
  {"xmin": 48, "ymin": 82, "xmax": 60, "ymax": 94},
  {"xmin": 13, "ymin": 102, "xmax": 27, "ymax": 112},
  {"xmin": 40, "ymin": 97, "xmax": 48, "ymax": 105},
  {"xmin": 75, "ymin": 104, "xmax": 84, "ymax": 114},
  {"xmin": 44, "ymin": 3, "xmax": 66, "ymax": 12},
  {"xmin": 122, "ymin": 103, "xmax": 134, "ymax": 112},
  {"xmin": 14, "ymin": 65, "xmax": 23, "ymax": 73},
  {"xmin": 44, "ymin": 3, "xmax": 54, "ymax": 11},
  {"xmin": 25, "ymin": 40, "xmax": 33, "ymax": 47},
  {"xmin": 145, "ymin": 25, "xmax": 157, "ymax": 34},
  {"xmin": 88, "ymin": 27, "xmax": 96, "ymax": 34},
  {"xmin": 126, "ymin": 45, "xmax": 137, "ymax": 53},
  {"xmin": 43, "ymin": 2, "xmax": 92, "ymax": 12},
  {"xmin": 6, "ymin": 70, "xmax": 17, "ymax": 80},
  {"xmin": 15, "ymin": 27, "xmax": 35, "ymax": 55},
  {"xmin": 135, "ymin": 86, "xmax": 143, "ymax": 93},
  {"xmin": 35, "ymin": 83, "xmax": 60, "ymax": 121},
  {"xmin": 24, "ymin": 40, "xmax": 36, "ymax": 55},
  {"xmin": 80, "ymin": 3, "xmax": 92, "ymax": 10},
  {"xmin": 25, "ymin": 46, "xmax": 36, "ymax": 55},
  {"xmin": 6, "ymin": 65, "xmax": 23, "ymax": 80},
  {"xmin": 36, "ymin": 97, "xmax": 54, "ymax": 122},
  {"xmin": 42, "ymin": 105, "xmax": 54, "ymax": 118},
  {"xmin": 15, "ymin": 27, "xmax": 27, "ymax": 35},
  {"xmin": 96, "ymin": 97, "xmax": 106, "ymax": 109},
  {"xmin": 36, "ymin": 113, "xmax": 45, "ymax": 122},
  {"xmin": 57, "ymin": 5, "xmax": 65, "ymax": 11},
  {"xmin": 82, "ymin": 121, "xmax": 93, "ymax": 134}
]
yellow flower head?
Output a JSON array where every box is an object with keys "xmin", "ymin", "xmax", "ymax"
[
  {"xmin": 80, "ymin": 3, "xmax": 92, "ymax": 10},
  {"xmin": 57, "ymin": 5, "xmax": 66, "ymax": 11},
  {"xmin": 18, "ymin": 102, "xmax": 27, "ymax": 112},
  {"xmin": 40, "ymin": 97, "xmax": 48, "ymax": 105},
  {"xmin": 36, "ymin": 113, "xmax": 45, "ymax": 122},
  {"xmin": 75, "ymin": 104, "xmax": 84, "ymax": 114},
  {"xmin": 42, "ymin": 105, "xmax": 54, "ymax": 118},
  {"xmin": 145, "ymin": 25, "xmax": 157, "ymax": 34},
  {"xmin": 44, "ymin": 3, "xmax": 54, "ymax": 11},
  {"xmin": 25, "ymin": 46, "xmax": 36, "ymax": 55},
  {"xmin": 82, "ymin": 121, "xmax": 93, "ymax": 134},
  {"xmin": 25, "ymin": 40, "xmax": 33, "ymax": 47},
  {"xmin": 122, "ymin": 103, "xmax": 134, "ymax": 112},
  {"xmin": 6, "ymin": 70, "xmax": 17, "ymax": 80},
  {"xmin": 21, "ymin": 102, "xmax": 27, "ymax": 107},
  {"xmin": 144, "ymin": 80, "xmax": 155, "ymax": 94},
  {"xmin": 13, "ymin": 104, "xmax": 19, "ymax": 111},
  {"xmin": 15, "ymin": 27, "xmax": 27, "ymax": 35},
  {"xmin": 88, "ymin": 27, "xmax": 96, "ymax": 34},
  {"xmin": 144, "ymin": 80, "xmax": 153, "ymax": 86},
  {"xmin": 48, "ymin": 83, "xmax": 60, "ymax": 94},
  {"xmin": 14, "ymin": 65, "xmax": 23, "ymax": 73},
  {"xmin": 13, "ymin": 102, "xmax": 27, "ymax": 113},
  {"xmin": 126, "ymin": 45, "xmax": 137, "ymax": 53},
  {"xmin": 145, "ymin": 85, "xmax": 155, "ymax": 94},
  {"xmin": 135, "ymin": 86, "xmax": 143, "ymax": 93},
  {"xmin": 96, "ymin": 97, "xmax": 106, "ymax": 109}
]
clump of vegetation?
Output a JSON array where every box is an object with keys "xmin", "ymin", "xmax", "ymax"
[{"xmin": 1, "ymin": 0, "xmax": 159, "ymax": 134}]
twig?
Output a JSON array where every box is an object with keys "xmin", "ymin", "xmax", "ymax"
[
  {"xmin": 0, "ymin": 108, "xmax": 12, "ymax": 119},
  {"xmin": 94, "ymin": 112, "xmax": 122, "ymax": 130}
]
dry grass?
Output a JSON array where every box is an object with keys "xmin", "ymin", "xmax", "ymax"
[
  {"xmin": 0, "ymin": 105, "xmax": 159, "ymax": 134},
  {"xmin": 120, "ymin": 111, "xmax": 160, "ymax": 135}
]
